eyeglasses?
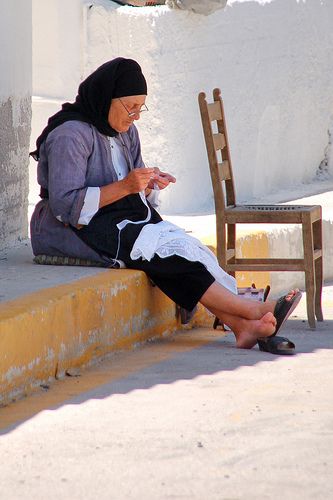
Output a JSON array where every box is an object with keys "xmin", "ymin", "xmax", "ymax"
[{"xmin": 118, "ymin": 98, "xmax": 149, "ymax": 118}]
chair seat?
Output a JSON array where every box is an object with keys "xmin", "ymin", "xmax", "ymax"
[{"xmin": 225, "ymin": 204, "xmax": 321, "ymax": 224}]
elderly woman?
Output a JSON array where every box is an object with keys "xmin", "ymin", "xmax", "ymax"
[{"xmin": 30, "ymin": 58, "xmax": 301, "ymax": 354}]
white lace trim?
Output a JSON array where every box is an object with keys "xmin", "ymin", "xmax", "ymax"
[{"xmin": 130, "ymin": 221, "xmax": 237, "ymax": 295}]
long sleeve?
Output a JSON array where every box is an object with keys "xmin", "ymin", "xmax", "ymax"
[
  {"xmin": 45, "ymin": 125, "xmax": 94, "ymax": 227},
  {"xmin": 77, "ymin": 187, "xmax": 101, "ymax": 225}
]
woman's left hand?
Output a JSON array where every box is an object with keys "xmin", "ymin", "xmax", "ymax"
[{"xmin": 147, "ymin": 167, "xmax": 176, "ymax": 190}]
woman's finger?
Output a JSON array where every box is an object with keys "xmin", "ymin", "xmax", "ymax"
[
  {"xmin": 159, "ymin": 172, "xmax": 176, "ymax": 183},
  {"xmin": 155, "ymin": 178, "xmax": 170, "ymax": 190}
]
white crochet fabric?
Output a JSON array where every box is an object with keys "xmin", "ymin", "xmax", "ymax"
[{"xmin": 130, "ymin": 220, "xmax": 237, "ymax": 294}]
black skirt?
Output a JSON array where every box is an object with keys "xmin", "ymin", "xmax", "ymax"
[{"xmin": 74, "ymin": 194, "xmax": 215, "ymax": 311}]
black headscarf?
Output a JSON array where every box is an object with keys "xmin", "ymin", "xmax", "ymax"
[{"xmin": 30, "ymin": 57, "xmax": 147, "ymax": 160}]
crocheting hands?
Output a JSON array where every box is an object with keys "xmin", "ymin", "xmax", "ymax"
[
  {"xmin": 147, "ymin": 167, "xmax": 176, "ymax": 190},
  {"xmin": 124, "ymin": 167, "xmax": 156, "ymax": 193}
]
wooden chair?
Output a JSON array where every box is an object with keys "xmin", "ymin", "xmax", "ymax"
[{"xmin": 198, "ymin": 88, "xmax": 323, "ymax": 329}]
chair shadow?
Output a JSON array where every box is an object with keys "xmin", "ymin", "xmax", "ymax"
[{"xmin": 1, "ymin": 317, "xmax": 332, "ymax": 436}]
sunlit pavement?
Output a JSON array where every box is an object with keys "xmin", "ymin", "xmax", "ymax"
[{"xmin": 0, "ymin": 286, "xmax": 332, "ymax": 500}]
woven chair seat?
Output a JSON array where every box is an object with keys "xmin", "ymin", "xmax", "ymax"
[{"xmin": 234, "ymin": 205, "xmax": 312, "ymax": 211}]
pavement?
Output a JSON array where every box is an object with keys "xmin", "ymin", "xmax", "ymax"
[
  {"xmin": 0, "ymin": 187, "xmax": 332, "ymax": 497},
  {"xmin": 0, "ymin": 286, "xmax": 332, "ymax": 500}
]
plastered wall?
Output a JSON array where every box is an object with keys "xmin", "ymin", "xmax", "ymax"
[
  {"xmin": 30, "ymin": 0, "xmax": 333, "ymax": 215},
  {"xmin": 0, "ymin": 1, "xmax": 32, "ymax": 250}
]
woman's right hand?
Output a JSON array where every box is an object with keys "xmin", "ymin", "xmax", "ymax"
[
  {"xmin": 99, "ymin": 168, "xmax": 157, "ymax": 209},
  {"xmin": 123, "ymin": 167, "xmax": 156, "ymax": 194}
]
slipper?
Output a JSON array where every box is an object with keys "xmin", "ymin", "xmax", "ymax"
[
  {"xmin": 273, "ymin": 290, "xmax": 302, "ymax": 336},
  {"xmin": 257, "ymin": 336, "xmax": 295, "ymax": 355},
  {"xmin": 257, "ymin": 290, "xmax": 301, "ymax": 355}
]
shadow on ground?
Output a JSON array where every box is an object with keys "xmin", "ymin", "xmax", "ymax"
[{"xmin": 1, "ymin": 316, "xmax": 332, "ymax": 436}]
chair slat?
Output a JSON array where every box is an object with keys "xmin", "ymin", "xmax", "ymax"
[
  {"xmin": 208, "ymin": 101, "xmax": 222, "ymax": 121},
  {"xmin": 217, "ymin": 161, "xmax": 231, "ymax": 180},
  {"xmin": 213, "ymin": 132, "xmax": 226, "ymax": 151},
  {"xmin": 227, "ymin": 258, "xmax": 305, "ymax": 272}
]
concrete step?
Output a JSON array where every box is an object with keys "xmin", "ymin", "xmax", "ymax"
[
  {"xmin": 0, "ymin": 243, "xmax": 212, "ymax": 407},
  {"xmin": 0, "ymin": 259, "xmax": 175, "ymax": 406}
]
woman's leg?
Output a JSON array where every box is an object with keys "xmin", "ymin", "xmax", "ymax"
[
  {"xmin": 200, "ymin": 282, "xmax": 298, "ymax": 321},
  {"xmin": 206, "ymin": 305, "xmax": 276, "ymax": 349},
  {"xmin": 200, "ymin": 282, "xmax": 299, "ymax": 349}
]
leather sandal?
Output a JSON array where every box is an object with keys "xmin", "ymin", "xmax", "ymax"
[
  {"xmin": 272, "ymin": 290, "xmax": 302, "ymax": 336},
  {"xmin": 257, "ymin": 290, "xmax": 302, "ymax": 355},
  {"xmin": 257, "ymin": 336, "xmax": 295, "ymax": 355}
]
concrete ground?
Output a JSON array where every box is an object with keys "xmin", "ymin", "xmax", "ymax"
[{"xmin": 0, "ymin": 286, "xmax": 332, "ymax": 500}]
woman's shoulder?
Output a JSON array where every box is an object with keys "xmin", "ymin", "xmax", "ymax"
[
  {"xmin": 47, "ymin": 120, "xmax": 93, "ymax": 140},
  {"xmin": 45, "ymin": 121, "xmax": 95, "ymax": 156}
]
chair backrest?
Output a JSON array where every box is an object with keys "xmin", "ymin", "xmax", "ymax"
[{"xmin": 198, "ymin": 88, "xmax": 236, "ymax": 212}]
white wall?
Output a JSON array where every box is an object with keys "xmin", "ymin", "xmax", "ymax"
[
  {"xmin": 0, "ymin": 1, "xmax": 32, "ymax": 250},
  {"xmin": 30, "ymin": 0, "xmax": 333, "ymax": 215},
  {"xmin": 29, "ymin": 0, "xmax": 91, "ymax": 210},
  {"xmin": 32, "ymin": 0, "xmax": 87, "ymax": 100}
]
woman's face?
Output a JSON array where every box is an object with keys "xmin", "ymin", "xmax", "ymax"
[{"xmin": 108, "ymin": 95, "xmax": 147, "ymax": 132}]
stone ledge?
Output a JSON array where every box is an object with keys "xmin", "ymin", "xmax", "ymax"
[{"xmin": 0, "ymin": 270, "xmax": 179, "ymax": 406}]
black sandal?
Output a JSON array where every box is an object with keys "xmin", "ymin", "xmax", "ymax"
[
  {"xmin": 273, "ymin": 290, "xmax": 302, "ymax": 336},
  {"xmin": 257, "ymin": 336, "xmax": 295, "ymax": 355},
  {"xmin": 257, "ymin": 290, "xmax": 301, "ymax": 355}
]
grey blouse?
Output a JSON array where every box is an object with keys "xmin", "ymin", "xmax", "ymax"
[{"xmin": 30, "ymin": 120, "xmax": 144, "ymax": 263}]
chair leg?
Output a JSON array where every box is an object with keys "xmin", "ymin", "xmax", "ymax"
[
  {"xmin": 216, "ymin": 215, "xmax": 227, "ymax": 269},
  {"xmin": 313, "ymin": 218, "xmax": 324, "ymax": 321},
  {"xmin": 315, "ymin": 257, "xmax": 324, "ymax": 321},
  {"xmin": 227, "ymin": 223, "xmax": 236, "ymax": 278},
  {"xmin": 302, "ymin": 215, "xmax": 316, "ymax": 329},
  {"xmin": 304, "ymin": 267, "xmax": 316, "ymax": 329}
]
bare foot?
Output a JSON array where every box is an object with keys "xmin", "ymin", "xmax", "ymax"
[{"xmin": 234, "ymin": 312, "xmax": 277, "ymax": 349}]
